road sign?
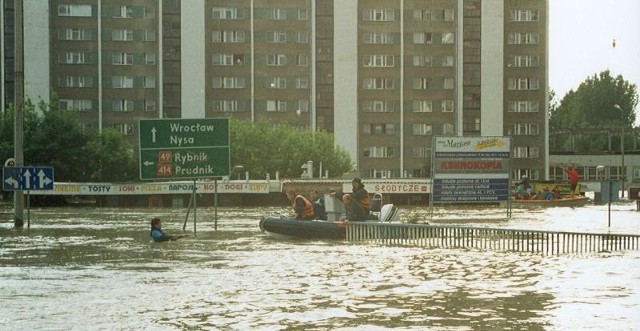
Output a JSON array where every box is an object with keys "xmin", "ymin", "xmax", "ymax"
[
  {"xmin": 3, "ymin": 166, "xmax": 55, "ymax": 191},
  {"xmin": 139, "ymin": 118, "xmax": 230, "ymax": 180}
]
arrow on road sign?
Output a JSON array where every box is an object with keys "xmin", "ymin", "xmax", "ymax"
[
  {"xmin": 4, "ymin": 176, "xmax": 18, "ymax": 189},
  {"xmin": 37, "ymin": 169, "xmax": 53, "ymax": 189},
  {"xmin": 151, "ymin": 127, "xmax": 157, "ymax": 143}
]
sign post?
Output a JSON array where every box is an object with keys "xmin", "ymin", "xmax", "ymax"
[
  {"xmin": 139, "ymin": 118, "xmax": 230, "ymax": 233},
  {"xmin": 3, "ymin": 166, "xmax": 55, "ymax": 191},
  {"xmin": 138, "ymin": 118, "xmax": 230, "ymax": 180}
]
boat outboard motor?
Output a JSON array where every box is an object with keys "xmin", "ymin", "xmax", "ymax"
[{"xmin": 379, "ymin": 204, "xmax": 400, "ymax": 223}]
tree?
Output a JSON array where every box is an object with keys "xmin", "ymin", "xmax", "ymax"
[
  {"xmin": 85, "ymin": 129, "xmax": 138, "ymax": 182},
  {"xmin": 229, "ymin": 119, "xmax": 352, "ymax": 179},
  {"xmin": 550, "ymin": 70, "xmax": 638, "ymax": 130},
  {"xmin": 0, "ymin": 96, "xmax": 137, "ymax": 183},
  {"xmin": 549, "ymin": 70, "xmax": 639, "ymax": 152}
]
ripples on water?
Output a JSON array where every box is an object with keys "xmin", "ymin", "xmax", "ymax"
[{"xmin": 1, "ymin": 203, "xmax": 639, "ymax": 330}]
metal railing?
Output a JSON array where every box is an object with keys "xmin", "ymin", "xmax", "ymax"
[{"xmin": 347, "ymin": 222, "xmax": 640, "ymax": 255}]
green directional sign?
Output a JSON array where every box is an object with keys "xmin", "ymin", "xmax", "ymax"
[{"xmin": 139, "ymin": 118, "xmax": 230, "ymax": 180}]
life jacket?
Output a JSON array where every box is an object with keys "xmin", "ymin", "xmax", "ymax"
[
  {"xmin": 356, "ymin": 192, "xmax": 370, "ymax": 213},
  {"xmin": 293, "ymin": 195, "xmax": 315, "ymax": 219}
]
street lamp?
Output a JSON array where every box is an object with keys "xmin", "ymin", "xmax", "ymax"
[{"xmin": 613, "ymin": 104, "xmax": 625, "ymax": 197}]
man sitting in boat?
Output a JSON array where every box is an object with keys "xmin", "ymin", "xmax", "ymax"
[
  {"xmin": 309, "ymin": 190, "xmax": 327, "ymax": 220},
  {"xmin": 286, "ymin": 190, "xmax": 315, "ymax": 220},
  {"xmin": 513, "ymin": 182, "xmax": 530, "ymax": 200},
  {"xmin": 331, "ymin": 178, "xmax": 370, "ymax": 222}
]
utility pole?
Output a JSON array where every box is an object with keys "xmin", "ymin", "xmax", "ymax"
[{"xmin": 13, "ymin": 0, "xmax": 24, "ymax": 228}]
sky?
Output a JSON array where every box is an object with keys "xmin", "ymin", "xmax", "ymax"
[{"xmin": 549, "ymin": 0, "xmax": 640, "ymax": 124}]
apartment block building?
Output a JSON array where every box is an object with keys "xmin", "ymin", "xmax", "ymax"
[{"xmin": 2, "ymin": 0, "xmax": 548, "ymax": 180}]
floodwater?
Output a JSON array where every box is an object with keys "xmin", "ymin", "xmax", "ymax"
[{"xmin": 1, "ymin": 201, "xmax": 639, "ymax": 330}]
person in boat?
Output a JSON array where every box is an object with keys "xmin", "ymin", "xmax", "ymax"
[
  {"xmin": 309, "ymin": 190, "xmax": 327, "ymax": 220},
  {"xmin": 564, "ymin": 166, "xmax": 580, "ymax": 197},
  {"xmin": 519, "ymin": 175, "xmax": 533, "ymax": 197},
  {"xmin": 286, "ymin": 190, "xmax": 315, "ymax": 220},
  {"xmin": 150, "ymin": 217, "xmax": 184, "ymax": 242},
  {"xmin": 542, "ymin": 187, "xmax": 555, "ymax": 200},
  {"xmin": 513, "ymin": 182, "xmax": 529, "ymax": 200},
  {"xmin": 331, "ymin": 178, "xmax": 370, "ymax": 222},
  {"xmin": 551, "ymin": 185, "xmax": 561, "ymax": 199}
]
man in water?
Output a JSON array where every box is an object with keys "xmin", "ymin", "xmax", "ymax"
[{"xmin": 150, "ymin": 217, "xmax": 184, "ymax": 242}]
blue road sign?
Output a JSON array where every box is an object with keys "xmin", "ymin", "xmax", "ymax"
[{"xmin": 2, "ymin": 166, "xmax": 54, "ymax": 191}]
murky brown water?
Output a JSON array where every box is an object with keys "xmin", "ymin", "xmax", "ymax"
[{"xmin": 1, "ymin": 202, "xmax": 639, "ymax": 330}]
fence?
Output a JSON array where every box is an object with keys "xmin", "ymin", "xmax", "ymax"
[{"xmin": 347, "ymin": 222, "xmax": 640, "ymax": 255}]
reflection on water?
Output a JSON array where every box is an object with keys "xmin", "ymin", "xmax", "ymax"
[{"xmin": 1, "ymin": 203, "xmax": 639, "ymax": 330}]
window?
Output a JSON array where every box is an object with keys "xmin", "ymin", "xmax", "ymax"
[
  {"xmin": 442, "ymin": 123, "xmax": 455, "ymax": 135},
  {"xmin": 144, "ymin": 100, "xmax": 156, "ymax": 112},
  {"xmin": 441, "ymin": 32, "xmax": 454, "ymax": 44},
  {"xmin": 266, "ymin": 54, "xmax": 287, "ymax": 66},
  {"xmin": 363, "ymin": 55, "xmax": 394, "ymax": 67},
  {"xmin": 413, "ymin": 100, "xmax": 432, "ymax": 112},
  {"xmin": 266, "ymin": 100, "xmax": 287, "ymax": 112},
  {"xmin": 513, "ymin": 169, "xmax": 540, "ymax": 181},
  {"xmin": 297, "ymin": 100, "xmax": 309, "ymax": 112},
  {"xmin": 297, "ymin": 9, "xmax": 308, "ymax": 20},
  {"xmin": 513, "ymin": 146, "xmax": 540, "ymax": 158},
  {"xmin": 296, "ymin": 77, "xmax": 309, "ymax": 89},
  {"xmin": 213, "ymin": 77, "xmax": 245, "ymax": 89},
  {"xmin": 508, "ymin": 78, "xmax": 540, "ymax": 90},
  {"xmin": 362, "ymin": 100, "xmax": 398, "ymax": 113},
  {"xmin": 363, "ymin": 146, "xmax": 394, "ymax": 158},
  {"xmin": 267, "ymin": 77, "xmax": 286, "ymax": 89},
  {"xmin": 508, "ymin": 32, "xmax": 539, "ymax": 45},
  {"xmin": 363, "ymin": 32, "xmax": 395, "ymax": 44},
  {"xmin": 114, "ymin": 5, "xmax": 133, "ymax": 18},
  {"xmin": 113, "ymin": 123, "xmax": 134, "ymax": 136},
  {"xmin": 60, "ymin": 52, "xmax": 86, "ymax": 64},
  {"xmin": 213, "ymin": 100, "xmax": 246, "ymax": 112},
  {"xmin": 58, "ymin": 4, "xmax": 91, "ymax": 17},
  {"xmin": 266, "ymin": 31, "xmax": 287, "ymax": 43},
  {"xmin": 60, "ymin": 76, "xmax": 92, "ymax": 88},
  {"xmin": 442, "ymin": 100, "xmax": 454, "ymax": 112},
  {"xmin": 509, "ymin": 123, "xmax": 539, "ymax": 135},
  {"xmin": 413, "ymin": 55, "xmax": 433, "ymax": 67},
  {"xmin": 268, "ymin": 8, "xmax": 287, "ymax": 20},
  {"xmin": 113, "ymin": 100, "xmax": 134, "ymax": 112},
  {"xmin": 112, "ymin": 76, "xmax": 133, "ymax": 88},
  {"xmin": 443, "ymin": 9, "xmax": 454, "ymax": 21},
  {"xmin": 112, "ymin": 29, "xmax": 133, "ymax": 41},
  {"xmin": 369, "ymin": 169, "xmax": 392, "ymax": 179},
  {"xmin": 363, "ymin": 123, "xmax": 395, "ymax": 135},
  {"xmin": 413, "ymin": 32, "xmax": 432, "ymax": 44},
  {"xmin": 297, "ymin": 54, "xmax": 309, "ymax": 66},
  {"xmin": 212, "ymin": 54, "xmax": 234, "ymax": 66},
  {"xmin": 296, "ymin": 31, "xmax": 308, "ymax": 43},
  {"xmin": 412, "ymin": 10, "xmax": 432, "ymax": 21},
  {"xmin": 363, "ymin": 78, "xmax": 394, "ymax": 90},
  {"xmin": 412, "ymin": 147, "xmax": 432, "ymax": 159},
  {"xmin": 509, "ymin": 55, "xmax": 539, "ymax": 67},
  {"xmin": 508, "ymin": 101, "xmax": 539, "ymax": 113},
  {"xmin": 60, "ymin": 99, "xmax": 93, "ymax": 111},
  {"xmin": 509, "ymin": 10, "xmax": 539, "ymax": 22},
  {"xmin": 143, "ymin": 6, "xmax": 155, "ymax": 18},
  {"xmin": 144, "ymin": 76, "xmax": 156, "ymax": 88},
  {"xmin": 145, "ymin": 53, "xmax": 156, "ymax": 65},
  {"xmin": 413, "ymin": 123, "xmax": 432, "ymax": 136},
  {"xmin": 213, "ymin": 30, "xmax": 246, "ymax": 43},
  {"xmin": 412, "ymin": 78, "xmax": 430, "ymax": 90},
  {"xmin": 59, "ymin": 28, "xmax": 92, "ymax": 41},
  {"xmin": 143, "ymin": 30, "xmax": 156, "ymax": 41},
  {"xmin": 443, "ymin": 77, "xmax": 454, "ymax": 90},
  {"xmin": 113, "ymin": 53, "xmax": 133, "ymax": 65},
  {"xmin": 363, "ymin": 9, "xmax": 395, "ymax": 21},
  {"xmin": 441, "ymin": 55, "xmax": 454, "ymax": 67},
  {"xmin": 212, "ymin": 7, "xmax": 243, "ymax": 19}
]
